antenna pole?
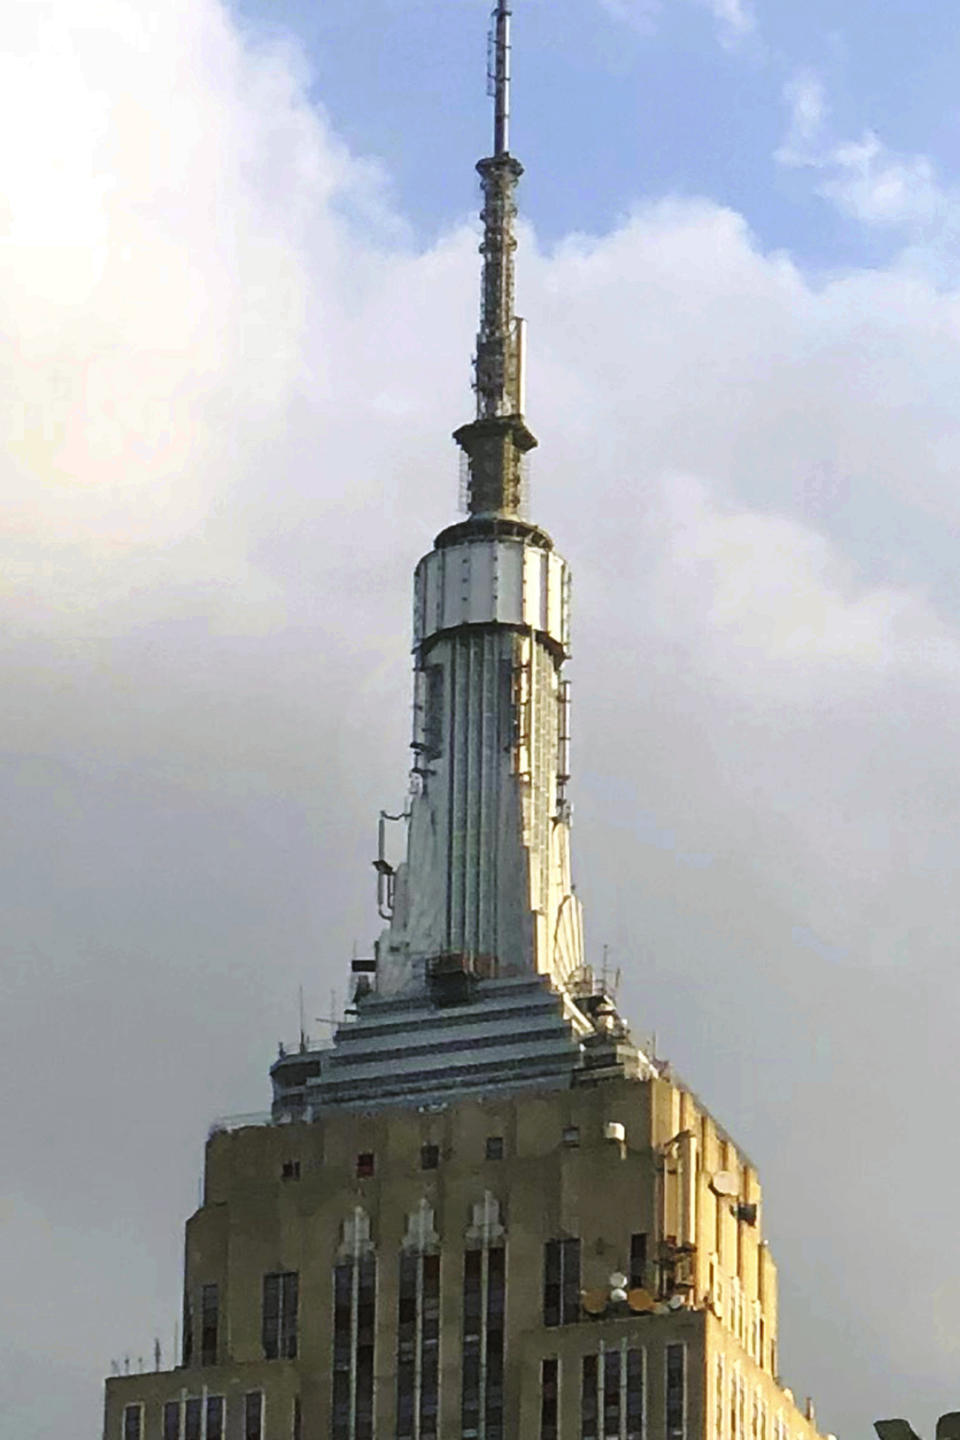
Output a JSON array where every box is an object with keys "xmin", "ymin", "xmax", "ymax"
[
  {"xmin": 493, "ymin": 0, "xmax": 511, "ymax": 157},
  {"xmin": 454, "ymin": 0, "xmax": 537, "ymax": 515}
]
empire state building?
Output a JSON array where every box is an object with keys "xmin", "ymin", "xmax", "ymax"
[{"xmin": 104, "ymin": 6, "xmax": 831, "ymax": 1440}]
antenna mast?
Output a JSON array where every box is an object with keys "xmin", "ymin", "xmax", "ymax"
[{"xmin": 454, "ymin": 0, "xmax": 537, "ymax": 518}]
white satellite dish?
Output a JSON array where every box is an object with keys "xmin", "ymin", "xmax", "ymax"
[
  {"xmin": 667, "ymin": 1294, "xmax": 685, "ymax": 1310},
  {"xmin": 609, "ymin": 1272, "xmax": 628, "ymax": 1290},
  {"xmin": 711, "ymin": 1171, "xmax": 739, "ymax": 1198}
]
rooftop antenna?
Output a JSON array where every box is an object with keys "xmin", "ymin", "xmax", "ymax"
[
  {"xmin": 298, "ymin": 984, "xmax": 306, "ymax": 1052},
  {"xmin": 454, "ymin": 0, "xmax": 537, "ymax": 517}
]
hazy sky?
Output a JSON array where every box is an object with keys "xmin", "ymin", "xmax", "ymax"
[{"xmin": 3, "ymin": 2, "xmax": 960, "ymax": 1437}]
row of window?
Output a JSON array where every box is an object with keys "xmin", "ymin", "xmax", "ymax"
[
  {"xmin": 715, "ymin": 1357, "xmax": 794, "ymax": 1440},
  {"xmin": 353, "ymin": 1136, "xmax": 505, "ymax": 1179},
  {"xmin": 538, "ymin": 1343, "xmax": 686, "ymax": 1440},
  {"xmin": 123, "ymin": 1392, "xmax": 277, "ymax": 1440},
  {"xmin": 184, "ymin": 1231, "xmax": 652, "ymax": 1374},
  {"xmin": 708, "ymin": 1259, "xmax": 775, "ymax": 1372}
]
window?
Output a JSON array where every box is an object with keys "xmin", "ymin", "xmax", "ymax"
[
  {"xmin": 292, "ymin": 1396, "xmax": 302, "ymax": 1440},
  {"xmin": 420, "ymin": 1144, "xmax": 439, "ymax": 1171},
  {"xmin": 626, "ymin": 1348, "xmax": 644, "ymax": 1440},
  {"xmin": 201, "ymin": 1283, "xmax": 219, "ymax": 1366},
  {"xmin": 357, "ymin": 1152, "xmax": 375, "ymax": 1179},
  {"xmin": 666, "ymin": 1344, "xmax": 686, "ymax": 1440},
  {"xmin": 543, "ymin": 1238, "xmax": 580, "ymax": 1327},
  {"xmin": 630, "ymin": 1233, "xmax": 648, "ymax": 1290},
  {"xmin": 485, "ymin": 1136, "xmax": 504, "ymax": 1161},
  {"xmin": 562, "ymin": 1125, "xmax": 580, "ymax": 1147},
  {"xmin": 715, "ymin": 1356, "xmax": 725, "ymax": 1440},
  {"xmin": 580, "ymin": 1354, "xmax": 598, "ymax": 1440},
  {"xmin": 540, "ymin": 1358, "xmax": 559, "ymax": 1440},
  {"xmin": 185, "ymin": 1397, "xmax": 202, "ymax": 1440},
  {"xmin": 206, "ymin": 1397, "xmax": 225, "ymax": 1440},
  {"xmin": 163, "ymin": 1401, "xmax": 180, "ymax": 1440},
  {"xmin": 244, "ymin": 1392, "xmax": 264, "ymax": 1440},
  {"xmin": 603, "ymin": 1347, "xmax": 622, "ymax": 1440},
  {"xmin": 262, "ymin": 1270, "xmax": 299, "ymax": 1360},
  {"xmin": 281, "ymin": 1160, "xmax": 301, "ymax": 1180},
  {"xmin": 461, "ymin": 1244, "xmax": 506, "ymax": 1440},
  {"xmin": 123, "ymin": 1405, "xmax": 143, "ymax": 1440},
  {"xmin": 423, "ymin": 664, "xmax": 444, "ymax": 759},
  {"xmin": 181, "ymin": 1286, "xmax": 193, "ymax": 1367},
  {"xmin": 333, "ymin": 1253, "xmax": 377, "ymax": 1440},
  {"xmin": 397, "ymin": 1250, "xmax": 440, "ymax": 1439}
]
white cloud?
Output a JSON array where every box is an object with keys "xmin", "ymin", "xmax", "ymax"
[
  {"xmin": 599, "ymin": 0, "xmax": 755, "ymax": 43},
  {"xmin": 777, "ymin": 70, "xmax": 954, "ymax": 248},
  {"xmin": 6, "ymin": 5, "xmax": 960, "ymax": 1440}
]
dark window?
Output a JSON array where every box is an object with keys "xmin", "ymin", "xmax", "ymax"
[
  {"xmin": 421, "ymin": 1253, "xmax": 441, "ymax": 1438},
  {"xmin": 562, "ymin": 1126, "xmax": 580, "ymax": 1147},
  {"xmin": 544, "ymin": 1238, "xmax": 581, "ymax": 1327},
  {"xmin": 244, "ymin": 1391, "xmax": 264, "ymax": 1440},
  {"xmin": 123, "ymin": 1405, "xmax": 143, "ymax": 1440},
  {"xmin": 420, "ymin": 1144, "xmax": 440, "ymax": 1171},
  {"xmin": 486, "ymin": 1246, "xmax": 506, "ymax": 1440},
  {"xmin": 262, "ymin": 1270, "xmax": 299, "ymax": 1360},
  {"xmin": 540, "ymin": 1358, "xmax": 559, "ymax": 1440},
  {"xmin": 333, "ymin": 1255, "xmax": 377, "ymax": 1440},
  {"xmin": 396, "ymin": 1253, "xmax": 418, "ymax": 1440},
  {"xmin": 357, "ymin": 1151, "xmax": 375, "ymax": 1179},
  {"xmin": 626, "ymin": 1348, "xmax": 644, "ymax": 1440},
  {"xmin": 423, "ymin": 664, "xmax": 444, "ymax": 759},
  {"xmin": 485, "ymin": 1136, "xmax": 504, "ymax": 1161},
  {"xmin": 666, "ymin": 1344, "xmax": 686, "ymax": 1439},
  {"xmin": 630, "ymin": 1233, "xmax": 648, "ymax": 1290},
  {"xmin": 581, "ymin": 1353, "xmax": 598, "ymax": 1440},
  {"xmin": 292, "ymin": 1396, "xmax": 302, "ymax": 1440},
  {"xmin": 603, "ymin": 1348, "xmax": 622, "ymax": 1440},
  {"xmin": 163, "ymin": 1401, "xmax": 180, "ymax": 1440},
  {"xmin": 200, "ymin": 1283, "xmax": 219, "ymax": 1366},
  {"xmin": 185, "ymin": 1397, "xmax": 202, "ymax": 1440},
  {"xmin": 461, "ymin": 1248, "xmax": 482, "ymax": 1438},
  {"xmin": 205, "ymin": 1397, "xmax": 224, "ymax": 1440},
  {"xmin": 281, "ymin": 1160, "xmax": 301, "ymax": 1180},
  {"xmin": 181, "ymin": 1286, "xmax": 193, "ymax": 1367}
]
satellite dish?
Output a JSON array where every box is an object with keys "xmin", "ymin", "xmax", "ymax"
[
  {"xmin": 627, "ymin": 1288, "xmax": 655, "ymax": 1313},
  {"xmin": 667, "ymin": 1294, "xmax": 684, "ymax": 1311},
  {"xmin": 609, "ymin": 1272, "xmax": 628, "ymax": 1290},
  {"xmin": 711, "ymin": 1171, "xmax": 739, "ymax": 1198},
  {"xmin": 582, "ymin": 1288, "xmax": 608, "ymax": 1315},
  {"xmin": 611, "ymin": 1287, "xmax": 628, "ymax": 1304}
]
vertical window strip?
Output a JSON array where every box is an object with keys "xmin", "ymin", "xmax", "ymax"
[
  {"xmin": 122, "ymin": 1404, "xmax": 143, "ymax": 1440},
  {"xmin": 626, "ymin": 1347, "xmax": 644, "ymax": 1440},
  {"xmin": 540, "ymin": 1358, "xmax": 559, "ymax": 1440},
  {"xmin": 396, "ymin": 1251, "xmax": 441, "ymax": 1440},
  {"xmin": 262, "ymin": 1272, "xmax": 299, "ymax": 1360},
  {"xmin": 603, "ymin": 1347, "xmax": 622, "ymax": 1440},
  {"xmin": 630, "ymin": 1233, "xmax": 648, "ymax": 1290},
  {"xmin": 460, "ymin": 1243, "xmax": 506, "ymax": 1440},
  {"xmin": 164, "ymin": 1400, "xmax": 181, "ymax": 1440},
  {"xmin": 580, "ymin": 1354, "xmax": 598, "ymax": 1440},
  {"xmin": 665, "ymin": 1343, "xmax": 686, "ymax": 1440},
  {"xmin": 730, "ymin": 1366, "xmax": 739, "ymax": 1440},
  {"xmin": 333, "ymin": 1254, "xmax": 377, "ymax": 1440},
  {"xmin": 543, "ymin": 1238, "xmax": 581, "ymax": 1327},
  {"xmin": 185, "ymin": 1396, "xmax": 202, "ymax": 1440},
  {"xmin": 715, "ymin": 1355, "xmax": 725, "ymax": 1440},
  {"xmin": 201, "ymin": 1284, "xmax": 219, "ymax": 1366},
  {"xmin": 244, "ymin": 1391, "xmax": 264, "ymax": 1440},
  {"xmin": 206, "ymin": 1397, "xmax": 225, "ymax": 1440}
]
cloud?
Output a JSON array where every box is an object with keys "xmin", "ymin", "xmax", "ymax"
[
  {"xmin": 599, "ymin": 0, "xmax": 755, "ymax": 43},
  {"xmin": 5, "ymin": 5, "xmax": 960, "ymax": 1440},
  {"xmin": 777, "ymin": 70, "xmax": 954, "ymax": 251}
]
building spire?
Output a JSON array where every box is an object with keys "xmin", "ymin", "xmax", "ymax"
[{"xmin": 454, "ymin": 0, "xmax": 538, "ymax": 519}]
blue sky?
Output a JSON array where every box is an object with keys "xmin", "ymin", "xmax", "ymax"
[{"xmin": 230, "ymin": 0, "xmax": 960, "ymax": 270}]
